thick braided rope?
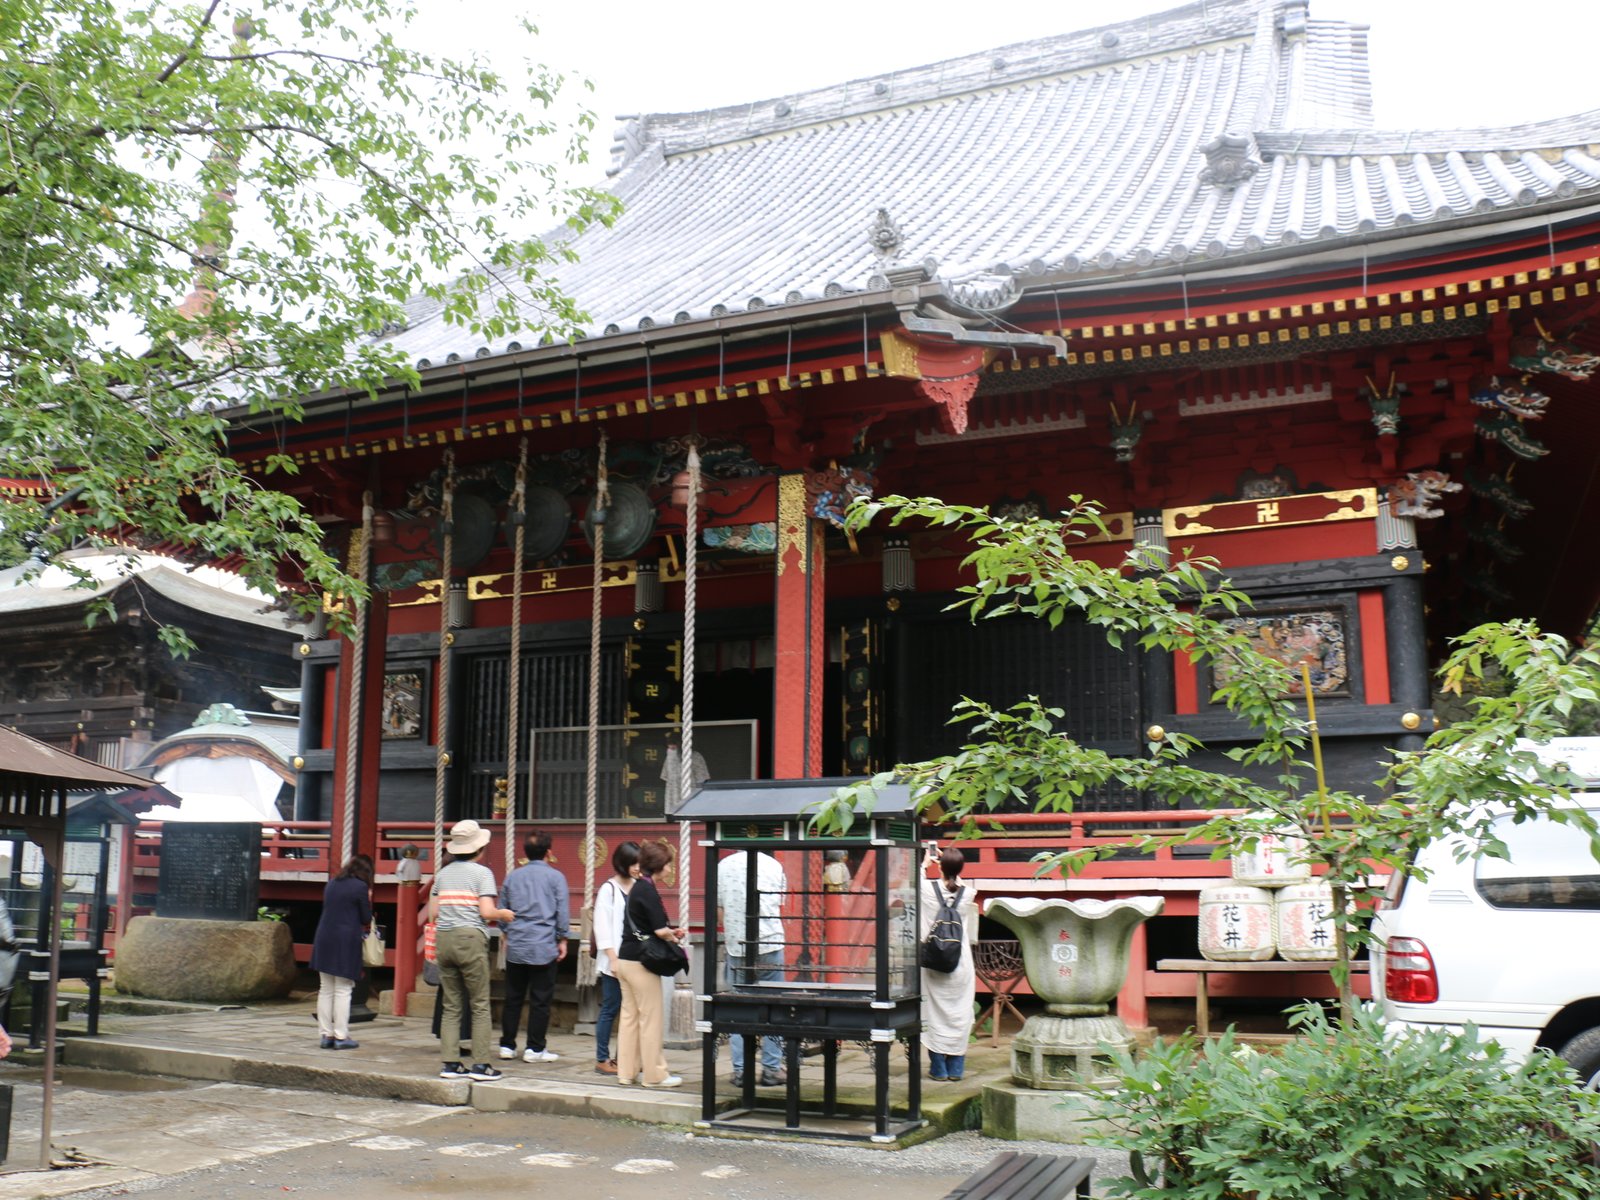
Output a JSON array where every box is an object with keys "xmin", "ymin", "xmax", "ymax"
[
  {"xmin": 583, "ymin": 430, "xmax": 608, "ymax": 923},
  {"xmin": 504, "ymin": 441, "xmax": 527, "ymax": 877},
  {"xmin": 432, "ymin": 454, "xmax": 455, "ymax": 876},
  {"xmin": 677, "ymin": 442, "xmax": 700, "ymax": 928},
  {"xmin": 340, "ymin": 491, "xmax": 373, "ymax": 865}
]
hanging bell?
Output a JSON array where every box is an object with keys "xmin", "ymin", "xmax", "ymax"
[{"xmin": 581, "ymin": 481, "xmax": 655, "ymax": 558}]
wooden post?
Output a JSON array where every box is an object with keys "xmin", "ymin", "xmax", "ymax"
[
  {"xmin": 328, "ymin": 593, "xmax": 389, "ymax": 869},
  {"xmin": 113, "ymin": 822, "xmax": 135, "ymax": 948},
  {"xmin": 355, "ymin": 593, "xmax": 388, "ymax": 862},
  {"xmin": 1383, "ymin": 573, "xmax": 1429, "ymax": 751},
  {"xmin": 1116, "ymin": 921, "xmax": 1150, "ymax": 1030},
  {"xmin": 39, "ymin": 816, "xmax": 64, "ymax": 1170},
  {"xmin": 773, "ymin": 474, "xmax": 826, "ymax": 778},
  {"xmin": 393, "ymin": 876, "xmax": 419, "ymax": 1017}
]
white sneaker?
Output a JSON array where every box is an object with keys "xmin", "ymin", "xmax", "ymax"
[
  {"xmin": 523, "ymin": 1048, "xmax": 560, "ymax": 1063},
  {"xmin": 497, "ymin": 1046, "xmax": 517, "ymax": 1060},
  {"xmin": 641, "ymin": 1075, "xmax": 683, "ymax": 1089}
]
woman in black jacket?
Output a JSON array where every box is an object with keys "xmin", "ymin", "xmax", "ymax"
[
  {"xmin": 310, "ymin": 854, "xmax": 373, "ymax": 1049},
  {"xmin": 613, "ymin": 841, "xmax": 687, "ymax": 1088}
]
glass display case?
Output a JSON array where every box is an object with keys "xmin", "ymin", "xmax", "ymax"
[{"xmin": 673, "ymin": 778, "xmax": 926, "ymax": 1143}]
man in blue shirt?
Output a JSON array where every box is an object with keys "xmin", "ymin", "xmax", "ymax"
[{"xmin": 497, "ymin": 832, "xmax": 571, "ymax": 1062}]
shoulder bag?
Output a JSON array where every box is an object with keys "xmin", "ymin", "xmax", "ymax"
[{"xmin": 624, "ymin": 897, "xmax": 688, "ymax": 977}]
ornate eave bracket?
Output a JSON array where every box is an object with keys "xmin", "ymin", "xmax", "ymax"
[
  {"xmin": 881, "ymin": 310, "xmax": 1066, "ymax": 437},
  {"xmin": 879, "ymin": 329, "xmax": 989, "ymax": 435}
]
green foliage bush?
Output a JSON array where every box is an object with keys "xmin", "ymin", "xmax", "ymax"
[{"xmin": 1093, "ymin": 1007, "xmax": 1600, "ymax": 1200}]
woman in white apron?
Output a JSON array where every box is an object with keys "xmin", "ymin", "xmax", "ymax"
[{"xmin": 919, "ymin": 845, "xmax": 978, "ymax": 1081}]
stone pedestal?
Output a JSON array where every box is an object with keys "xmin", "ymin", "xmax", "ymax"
[
  {"xmin": 1011, "ymin": 1012, "xmax": 1133, "ymax": 1091},
  {"xmin": 982, "ymin": 1084, "xmax": 1114, "ymax": 1142},
  {"xmin": 115, "ymin": 916, "xmax": 296, "ymax": 1003}
]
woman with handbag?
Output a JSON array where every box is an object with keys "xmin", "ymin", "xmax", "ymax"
[
  {"xmin": 310, "ymin": 853, "xmax": 374, "ymax": 1050},
  {"xmin": 613, "ymin": 840, "xmax": 688, "ymax": 1088},
  {"xmin": 592, "ymin": 840, "xmax": 640, "ymax": 1076}
]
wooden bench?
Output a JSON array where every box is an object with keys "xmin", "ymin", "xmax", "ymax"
[
  {"xmin": 943, "ymin": 1151, "xmax": 1094, "ymax": 1199},
  {"xmin": 1156, "ymin": 958, "xmax": 1370, "ymax": 1037}
]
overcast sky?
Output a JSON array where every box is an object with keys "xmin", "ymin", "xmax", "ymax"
[{"xmin": 416, "ymin": 0, "xmax": 1600, "ymax": 184}]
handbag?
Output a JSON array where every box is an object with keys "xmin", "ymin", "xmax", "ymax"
[
  {"xmin": 624, "ymin": 900, "xmax": 688, "ymax": 978},
  {"xmin": 362, "ymin": 927, "xmax": 386, "ymax": 969},
  {"xmin": 421, "ymin": 921, "xmax": 440, "ymax": 984}
]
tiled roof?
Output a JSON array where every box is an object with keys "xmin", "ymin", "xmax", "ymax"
[
  {"xmin": 382, "ymin": 0, "xmax": 1600, "ymax": 367},
  {"xmin": 0, "ymin": 553, "xmax": 303, "ymax": 634}
]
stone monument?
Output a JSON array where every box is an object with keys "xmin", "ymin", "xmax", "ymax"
[
  {"xmin": 981, "ymin": 895, "xmax": 1164, "ymax": 1141},
  {"xmin": 115, "ymin": 821, "xmax": 296, "ymax": 1003}
]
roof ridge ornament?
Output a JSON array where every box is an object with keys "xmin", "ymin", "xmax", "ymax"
[
  {"xmin": 606, "ymin": 116, "xmax": 647, "ymax": 178},
  {"xmin": 1199, "ymin": 131, "xmax": 1261, "ymax": 189},
  {"xmin": 868, "ymin": 208, "xmax": 905, "ymax": 264}
]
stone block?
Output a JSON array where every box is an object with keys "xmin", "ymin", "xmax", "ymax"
[
  {"xmin": 982, "ymin": 1084, "xmax": 1113, "ymax": 1143},
  {"xmin": 114, "ymin": 916, "xmax": 297, "ymax": 1003}
]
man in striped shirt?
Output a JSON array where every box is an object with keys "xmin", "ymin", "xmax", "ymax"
[{"xmin": 428, "ymin": 820, "xmax": 515, "ymax": 1081}]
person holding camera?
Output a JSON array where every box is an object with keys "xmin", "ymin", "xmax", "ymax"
[{"xmin": 920, "ymin": 844, "xmax": 978, "ymax": 1082}]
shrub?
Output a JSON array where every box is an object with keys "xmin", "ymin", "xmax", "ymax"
[{"xmin": 1092, "ymin": 1006, "xmax": 1600, "ymax": 1200}]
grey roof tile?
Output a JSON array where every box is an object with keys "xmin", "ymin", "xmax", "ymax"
[{"xmin": 379, "ymin": 0, "xmax": 1600, "ymax": 368}]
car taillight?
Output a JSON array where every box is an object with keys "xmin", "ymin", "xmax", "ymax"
[{"xmin": 1383, "ymin": 936, "xmax": 1439, "ymax": 1004}]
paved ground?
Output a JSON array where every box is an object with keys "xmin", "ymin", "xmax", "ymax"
[
  {"xmin": 0, "ymin": 1067, "xmax": 455, "ymax": 1197},
  {"xmin": 0, "ymin": 998, "xmax": 1132, "ymax": 1196},
  {"xmin": 52, "ymin": 998, "xmax": 1000, "ymax": 1126},
  {"xmin": 53, "ymin": 1109, "xmax": 1127, "ymax": 1200}
]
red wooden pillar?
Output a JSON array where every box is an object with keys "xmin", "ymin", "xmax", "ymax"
[
  {"xmin": 1116, "ymin": 920, "xmax": 1151, "ymax": 1030},
  {"xmin": 772, "ymin": 473, "xmax": 826, "ymax": 778},
  {"xmin": 392, "ymin": 875, "xmax": 419, "ymax": 1016},
  {"xmin": 327, "ymin": 590, "xmax": 389, "ymax": 866}
]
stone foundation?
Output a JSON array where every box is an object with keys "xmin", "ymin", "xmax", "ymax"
[
  {"xmin": 982, "ymin": 1085, "xmax": 1114, "ymax": 1142},
  {"xmin": 115, "ymin": 916, "xmax": 297, "ymax": 1003}
]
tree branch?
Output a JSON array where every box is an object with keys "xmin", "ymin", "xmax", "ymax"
[
  {"xmin": 149, "ymin": 0, "xmax": 223, "ymax": 88},
  {"xmin": 37, "ymin": 189, "xmax": 255, "ymax": 287}
]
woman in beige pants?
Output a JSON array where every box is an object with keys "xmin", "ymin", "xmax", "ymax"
[{"xmin": 613, "ymin": 840, "xmax": 687, "ymax": 1088}]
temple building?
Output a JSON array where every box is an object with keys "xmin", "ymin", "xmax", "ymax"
[
  {"xmin": 214, "ymin": 0, "xmax": 1600, "ymax": 1016},
  {"xmin": 0, "ymin": 552, "xmax": 301, "ymax": 765}
]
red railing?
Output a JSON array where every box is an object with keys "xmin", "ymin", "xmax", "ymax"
[
  {"xmin": 129, "ymin": 811, "xmax": 1256, "ymax": 888},
  {"xmin": 127, "ymin": 810, "xmax": 1380, "ymax": 1023}
]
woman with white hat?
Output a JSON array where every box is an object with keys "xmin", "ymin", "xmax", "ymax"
[{"xmin": 428, "ymin": 819, "xmax": 515, "ymax": 1081}]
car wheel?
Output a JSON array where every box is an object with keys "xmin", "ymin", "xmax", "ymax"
[{"xmin": 1556, "ymin": 1028, "xmax": 1600, "ymax": 1089}]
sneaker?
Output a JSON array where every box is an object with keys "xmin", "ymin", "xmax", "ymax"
[
  {"xmin": 594, "ymin": 1060, "xmax": 618, "ymax": 1076},
  {"xmin": 319, "ymin": 1036, "xmax": 336, "ymax": 1050},
  {"xmin": 440, "ymin": 1062, "xmax": 470, "ymax": 1080},
  {"xmin": 928, "ymin": 1072, "xmax": 948, "ymax": 1082},
  {"xmin": 731, "ymin": 1071, "xmax": 745, "ymax": 1088},
  {"xmin": 497, "ymin": 1045, "xmax": 517, "ymax": 1060},
  {"xmin": 524, "ymin": 1048, "xmax": 560, "ymax": 1063},
  {"xmin": 759, "ymin": 1068, "xmax": 788, "ymax": 1087},
  {"xmin": 467, "ymin": 1064, "xmax": 504, "ymax": 1082},
  {"xmin": 333, "ymin": 1038, "xmax": 360, "ymax": 1050},
  {"xmin": 641, "ymin": 1075, "xmax": 683, "ymax": 1089}
]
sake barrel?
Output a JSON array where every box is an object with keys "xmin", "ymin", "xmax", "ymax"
[
  {"xmin": 1231, "ymin": 825, "xmax": 1311, "ymax": 888},
  {"xmin": 1275, "ymin": 881, "xmax": 1338, "ymax": 962},
  {"xmin": 1197, "ymin": 884, "xmax": 1277, "ymax": 962}
]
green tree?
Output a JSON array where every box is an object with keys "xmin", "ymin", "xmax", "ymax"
[
  {"xmin": 816, "ymin": 496, "xmax": 1600, "ymax": 1019},
  {"xmin": 1, "ymin": 0, "xmax": 616, "ymax": 649}
]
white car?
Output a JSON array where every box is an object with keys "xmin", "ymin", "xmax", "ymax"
[{"xmin": 1373, "ymin": 738, "xmax": 1600, "ymax": 1085}]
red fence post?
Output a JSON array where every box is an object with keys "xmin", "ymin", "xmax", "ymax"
[{"xmin": 393, "ymin": 877, "xmax": 419, "ymax": 1017}]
